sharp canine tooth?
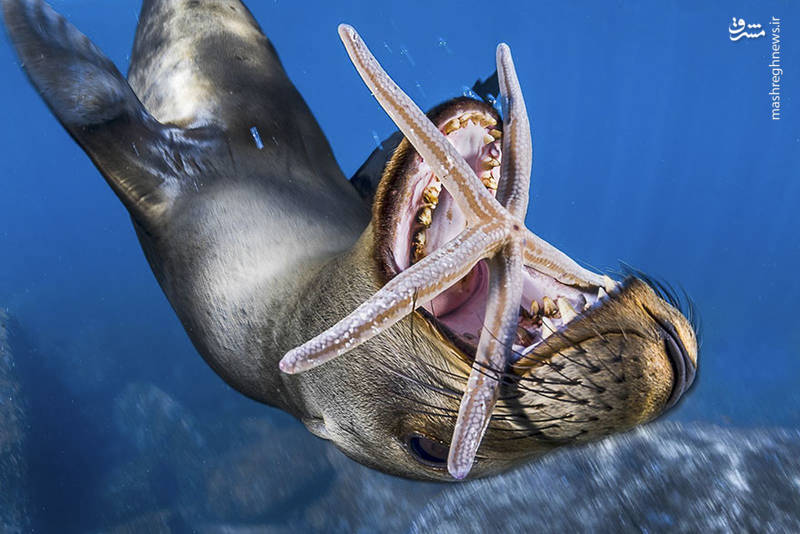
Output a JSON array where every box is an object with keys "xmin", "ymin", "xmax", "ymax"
[
  {"xmin": 530, "ymin": 300, "xmax": 540, "ymax": 317},
  {"xmin": 489, "ymin": 128, "xmax": 502, "ymax": 139},
  {"xmin": 542, "ymin": 296, "xmax": 557, "ymax": 317},
  {"xmin": 417, "ymin": 206, "xmax": 432, "ymax": 227},
  {"xmin": 597, "ymin": 287, "xmax": 608, "ymax": 300},
  {"xmin": 541, "ymin": 317, "xmax": 557, "ymax": 338},
  {"xmin": 557, "ymin": 297, "xmax": 577, "ymax": 323},
  {"xmin": 603, "ymin": 275, "xmax": 616, "ymax": 293},
  {"xmin": 483, "ymin": 133, "xmax": 495, "ymax": 145}
]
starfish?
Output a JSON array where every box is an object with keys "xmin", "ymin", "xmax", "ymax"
[{"xmin": 280, "ymin": 24, "xmax": 607, "ymax": 479}]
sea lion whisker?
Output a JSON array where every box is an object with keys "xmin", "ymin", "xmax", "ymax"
[
  {"xmin": 573, "ymin": 375, "xmax": 607, "ymax": 394},
  {"xmin": 517, "ymin": 375, "xmax": 582, "ymax": 387},
  {"xmin": 397, "ymin": 351, "xmax": 471, "ymax": 385},
  {"xmin": 399, "ymin": 400, "xmax": 458, "ymax": 416},
  {"xmin": 590, "ymin": 333, "xmax": 628, "ymax": 383},
  {"xmin": 507, "ymin": 381, "xmax": 589, "ymax": 405},
  {"xmin": 486, "ymin": 411, "xmax": 572, "ymax": 424},
  {"xmin": 511, "ymin": 324, "xmax": 600, "ymax": 372},
  {"xmin": 404, "ymin": 409, "xmax": 457, "ymax": 421},
  {"xmin": 499, "ymin": 428, "xmax": 586, "ymax": 442},
  {"xmin": 374, "ymin": 359, "xmax": 463, "ymax": 401}
]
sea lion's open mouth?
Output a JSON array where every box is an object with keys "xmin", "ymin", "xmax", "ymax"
[
  {"xmin": 279, "ymin": 27, "xmax": 700, "ymax": 480},
  {"xmin": 376, "ymin": 99, "xmax": 606, "ymax": 369}
]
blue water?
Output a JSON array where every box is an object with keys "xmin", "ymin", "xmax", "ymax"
[{"xmin": 0, "ymin": 0, "xmax": 798, "ymax": 531}]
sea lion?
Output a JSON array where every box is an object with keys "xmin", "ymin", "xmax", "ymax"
[{"xmin": 2, "ymin": 0, "xmax": 697, "ymax": 481}]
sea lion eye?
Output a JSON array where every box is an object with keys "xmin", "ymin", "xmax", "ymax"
[{"xmin": 407, "ymin": 434, "xmax": 449, "ymax": 468}]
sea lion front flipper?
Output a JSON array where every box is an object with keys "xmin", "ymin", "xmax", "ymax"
[
  {"xmin": 127, "ymin": 0, "xmax": 348, "ymax": 196},
  {"xmin": 2, "ymin": 0, "xmax": 227, "ymax": 228}
]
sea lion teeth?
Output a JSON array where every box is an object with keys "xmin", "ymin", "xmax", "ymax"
[
  {"xmin": 417, "ymin": 206, "xmax": 432, "ymax": 227},
  {"xmin": 542, "ymin": 296, "xmax": 558, "ymax": 317},
  {"xmin": 444, "ymin": 119, "xmax": 460, "ymax": 134},
  {"xmin": 489, "ymin": 128, "xmax": 502, "ymax": 139},
  {"xmin": 603, "ymin": 275, "xmax": 616, "ymax": 293},
  {"xmin": 443, "ymin": 118, "xmax": 461, "ymax": 134},
  {"xmin": 412, "ymin": 231, "xmax": 427, "ymax": 262},
  {"xmin": 598, "ymin": 287, "xmax": 608, "ymax": 300},
  {"xmin": 481, "ymin": 159, "xmax": 498, "ymax": 171},
  {"xmin": 576, "ymin": 293, "xmax": 588, "ymax": 310},
  {"xmin": 480, "ymin": 173, "xmax": 499, "ymax": 190},
  {"xmin": 541, "ymin": 317, "xmax": 557, "ymax": 339},
  {"xmin": 530, "ymin": 299, "xmax": 540, "ymax": 317},
  {"xmin": 557, "ymin": 297, "xmax": 577, "ymax": 323},
  {"xmin": 423, "ymin": 184, "xmax": 441, "ymax": 205},
  {"xmin": 483, "ymin": 133, "xmax": 495, "ymax": 145}
]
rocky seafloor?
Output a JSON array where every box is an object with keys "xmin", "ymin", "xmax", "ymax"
[{"xmin": 1, "ymin": 311, "xmax": 798, "ymax": 533}]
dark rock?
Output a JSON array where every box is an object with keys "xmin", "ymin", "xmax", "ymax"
[
  {"xmin": 103, "ymin": 383, "xmax": 209, "ymax": 525},
  {"xmin": 411, "ymin": 423, "xmax": 800, "ymax": 533},
  {"xmin": 113, "ymin": 382, "xmax": 206, "ymax": 455},
  {"xmin": 202, "ymin": 417, "xmax": 336, "ymax": 523},
  {"xmin": 301, "ymin": 444, "xmax": 439, "ymax": 533}
]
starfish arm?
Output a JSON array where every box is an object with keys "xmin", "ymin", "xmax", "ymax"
[
  {"xmin": 522, "ymin": 229, "xmax": 606, "ymax": 288},
  {"xmin": 338, "ymin": 24, "xmax": 503, "ymax": 225},
  {"xmin": 448, "ymin": 239, "xmax": 524, "ymax": 479},
  {"xmin": 495, "ymin": 43, "xmax": 532, "ymax": 220},
  {"xmin": 279, "ymin": 222, "xmax": 508, "ymax": 374},
  {"xmin": 283, "ymin": 24, "xmax": 610, "ymax": 480}
]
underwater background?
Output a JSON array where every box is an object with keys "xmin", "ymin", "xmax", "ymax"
[{"xmin": 0, "ymin": 0, "xmax": 798, "ymax": 531}]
